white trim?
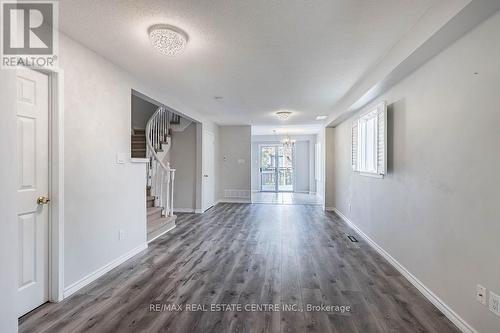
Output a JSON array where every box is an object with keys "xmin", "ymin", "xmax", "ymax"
[
  {"xmin": 194, "ymin": 209, "xmax": 204, "ymax": 214},
  {"xmin": 147, "ymin": 225, "xmax": 176, "ymax": 243},
  {"xmin": 36, "ymin": 67, "xmax": 65, "ymax": 303},
  {"xmin": 359, "ymin": 172, "xmax": 384, "ymax": 179},
  {"xmin": 130, "ymin": 158, "xmax": 149, "ymax": 163},
  {"xmin": 49, "ymin": 69, "xmax": 65, "ymax": 302},
  {"xmin": 216, "ymin": 198, "xmax": 252, "ymax": 204},
  {"xmin": 331, "ymin": 208, "xmax": 476, "ymax": 333},
  {"xmin": 63, "ymin": 243, "xmax": 148, "ymax": 298},
  {"xmin": 174, "ymin": 208, "xmax": 196, "ymax": 213}
]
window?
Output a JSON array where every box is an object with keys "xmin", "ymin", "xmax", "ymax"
[{"xmin": 352, "ymin": 102, "xmax": 386, "ymax": 177}]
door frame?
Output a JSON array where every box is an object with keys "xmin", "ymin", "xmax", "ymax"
[
  {"xmin": 31, "ymin": 67, "xmax": 65, "ymax": 304},
  {"xmin": 258, "ymin": 143, "xmax": 296, "ymax": 193},
  {"xmin": 201, "ymin": 129, "xmax": 215, "ymax": 212}
]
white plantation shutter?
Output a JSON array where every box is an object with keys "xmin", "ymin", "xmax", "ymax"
[
  {"xmin": 376, "ymin": 103, "xmax": 387, "ymax": 175},
  {"xmin": 353, "ymin": 101, "xmax": 387, "ymax": 177},
  {"xmin": 351, "ymin": 121, "xmax": 358, "ymax": 171}
]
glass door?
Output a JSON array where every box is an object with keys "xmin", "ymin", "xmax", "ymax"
[
  {"xmin": 277, "ymin": 146, "xmax": 294, "ymax": 192},
  {"xmin": 260, "ymin": 146, "xmax": 277, "ymax": 191},
  {"xmin": 259, "ymin": 145, "xmax": 294, "ymax": 192}
]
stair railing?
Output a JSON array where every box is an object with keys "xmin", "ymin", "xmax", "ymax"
[{"xmin": 146, "ymin": 106, "xmax": 176, "ymax": 216}]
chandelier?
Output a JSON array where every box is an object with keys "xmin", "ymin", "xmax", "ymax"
[
  {"xmin": 281, "ymin": 134, "xmax": 296, "ymax": 148},
  {"xmin": 272, "ymin": 129, "xmax": 295, "ymax": 147}
]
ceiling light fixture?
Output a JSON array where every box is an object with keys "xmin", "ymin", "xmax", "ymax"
[
  {"xmin": 281, "ymin": 135, "xmax": 296, "ymax": 148},
  {"xmin": 316, "ymin": 115, "xmax": 327, "ymax": 120},
  {"xmin": 276, "ymin": 111, "xmax": 292, "ymax": 120},
  {"xmin": 148, "ymin": 24, "xmax": 188, "ymax": 56}
]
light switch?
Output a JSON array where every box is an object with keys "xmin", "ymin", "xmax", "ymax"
[
  {"xmin": 238, "ymin": 159, "xmax": 245, "ymax": 164},
  {"xmin": 116, "ymin": 153, "xmax": 128, "ymax": 164},
  {"xmin": 477, "ymin": 284, "xmax": 487, "ymax": 305}
]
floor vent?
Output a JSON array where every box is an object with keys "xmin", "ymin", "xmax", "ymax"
[
  {"xmin": 347, "ymin": 235, "xmax": 358, "ymax": 243},
  {"xmin": 224, "ymin": 189, "xmax": 250, "ymax": 199}
]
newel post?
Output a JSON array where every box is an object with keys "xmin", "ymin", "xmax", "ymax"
[{"xmin": 169, "ymin": 169, "xmax": 176, "ymax": 216}]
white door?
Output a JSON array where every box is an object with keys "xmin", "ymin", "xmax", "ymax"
[
  {"xmin": 202, "ymin": 130, "xmax": 215, "ymax": 211},
  {"xmin": 16, "ymin": 69, "xmax": 49, "ymax": 316}
]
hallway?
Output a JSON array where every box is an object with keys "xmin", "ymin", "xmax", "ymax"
[{"xmin": 20, "ymin": 204, "xmax": 458, "ymax": 333}]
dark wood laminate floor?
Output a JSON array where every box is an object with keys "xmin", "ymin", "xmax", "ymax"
[{"xmin": 19, "ymin": 203, "xmax": 459, "ymax": 333}]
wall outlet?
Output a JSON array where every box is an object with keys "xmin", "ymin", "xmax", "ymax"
[
  {"xmin": 477, "ymin": 284, "xmax": 487, "ymax": 305},
  {"xmin": 489, "ymin": 291, "xmax": 500, "ymax": 317},
  {"xmin": 119, "ymin": 229, "xmax": 125, "ymax": 241}
]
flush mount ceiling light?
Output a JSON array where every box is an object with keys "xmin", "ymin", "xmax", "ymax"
[
  {"xmin": 316, "ymin": 115, "xmax": 328, "ymax": 120},
  {"xmin": 148, "ymin": 24, "xmax": 188, "ymax": 56},
  {"xmin": 276, "ymin": 111, "xmax": 292, "ymax": 120}
]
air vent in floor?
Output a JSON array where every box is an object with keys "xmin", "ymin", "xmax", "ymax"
[{"xmin": 347, "ymin": 235, "xmax": 358, "ymax": 243}]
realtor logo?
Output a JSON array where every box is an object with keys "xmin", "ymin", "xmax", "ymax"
[{"xmin": 1, "ymin": 0, "xmax": 58, "ymax": 68}]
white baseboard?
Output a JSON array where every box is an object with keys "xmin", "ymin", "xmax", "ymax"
[
  {"xmin": 194, "ymin": 209, "xmax": 204, "ymax": 214},
  {"xmin": 332, "ymin": 208, "xmax": 476, "ymax": 333},
  {"xmin": 174, "ymin": 208, "xmax": 196, "ymax": 213},
  {"xmin": 217, "ymin": 198, "xmax": 251, "ymax": 204},
  {"xmin": 63, "ymin": 243, "xmax": 148, "ymax": 298}
]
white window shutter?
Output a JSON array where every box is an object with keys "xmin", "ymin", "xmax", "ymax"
[
  {"xmin": 351, "ymin": 121, "xmax": 358, "ymax": 171},
  {"xmin": 376, "ymin": 103, "xmax": 387, "ymax": 174}
]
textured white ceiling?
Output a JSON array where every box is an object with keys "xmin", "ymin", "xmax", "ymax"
[
  {"xmin": 252, "ymin": 125, "xmax": 323, "ymax": 136},
  {"xmin": 59, "ymin": 0, "xmax": 437, "ymax": 125}
]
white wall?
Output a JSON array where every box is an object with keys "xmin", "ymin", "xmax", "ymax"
[
  {"xmin": 326, "ymin": 11, "xmax": 500, "ymax": 333},
  {"xmin": 316, "ymin": 127, "xmax": 326, "ymax": 203},
  {"xmin": 0, "ymin": 71, "xmax": 19, "ymax": 333},
  {"xmin": 60, "ymin": 35, "xmax": 148, "ymax": 287},
  {"xmin": 218, "ymin": 126, "xmax": 251, "ymax": 202},
  {"xmin": 325, "ymin": 128, "xmax": 335, "ymax": 207},
  {"xmin": 251, "ymin": 134, "xmax": 316, "ymax": 193},
  {"xmin": 169, "ymin": 123, "xmax": 197, "ymax": 211}
]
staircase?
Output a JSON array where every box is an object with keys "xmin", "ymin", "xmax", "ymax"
[
  {"xmin": 146, "ymin": 185, "xmax": 176, "ymax": 241},
  {"xmin": 143, "ymin": 106, "xmax": 177, "ymax": 242},
  {"xmin": 131, "ymin": 129, "xmax": 147, "ymax": 158}
]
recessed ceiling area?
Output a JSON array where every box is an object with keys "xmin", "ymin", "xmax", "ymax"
[{"xmin": 59, "ymin": 0, "xmax": 439, "ymax": 126}]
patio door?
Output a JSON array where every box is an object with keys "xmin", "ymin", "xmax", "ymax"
[{"xmin": 259, "ymin": 145, "xmax": 294, "ymax": 192}]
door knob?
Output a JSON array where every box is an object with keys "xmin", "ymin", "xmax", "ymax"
[
  {"xmin": 37, "ymin": 196, "xmax": 50, "ymax": 205},
  {"xmin": 204, "ymin": 175, "xmax": 208, "ymax": 177}
]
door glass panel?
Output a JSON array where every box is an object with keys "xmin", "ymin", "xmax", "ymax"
[
  {"xmin": 278, "ymin": 146, "xmax": 293, "ymax": 192},
  {"xmin": 260, "ymin": 145, "xmax": 294, "ymax": 192},
  {"xmin": 260, "ymin": 146, "xmax": 276, "ymax": 191}
]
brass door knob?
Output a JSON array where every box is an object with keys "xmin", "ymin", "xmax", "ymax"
[{"xmin": 37, "ymin": 196, "xmax": 50, "ymax": 205}]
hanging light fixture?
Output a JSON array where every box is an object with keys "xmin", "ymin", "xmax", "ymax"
[
  {"xmin": 272, "ymin": 129, "xmax": 295, "ymax": 147},
  {"xmin": 148, "ymin": 24, "xmax": 189, "ymax": 56},
  {"xmin": 281, "ymin": 133, "xmax": 296, "ymax": 148}
]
